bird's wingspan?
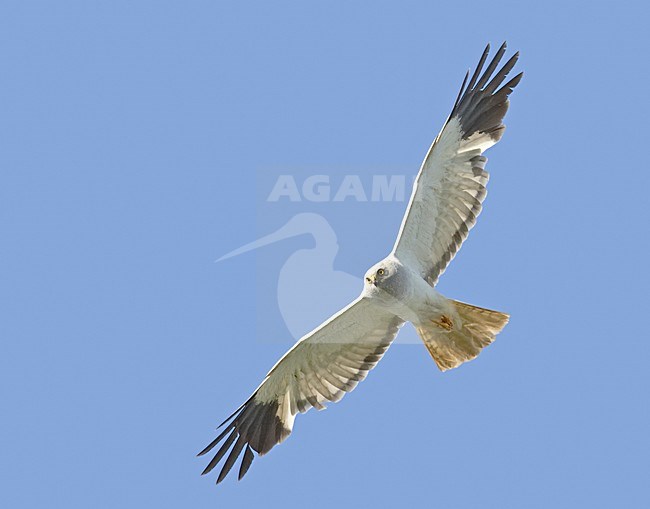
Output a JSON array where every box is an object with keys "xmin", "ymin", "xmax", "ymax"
[
  {"xmin": 392, "ymin": 43, "xmax": 522, "ymax": 286},
  {"xmin": 198, "ymin": 297, "xmax": 404, "ymax": 483}
]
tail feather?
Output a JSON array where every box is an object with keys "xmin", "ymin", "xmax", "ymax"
[{"xmin": 416, "ymin": 300, "xmax": 509, "ymax": 372}]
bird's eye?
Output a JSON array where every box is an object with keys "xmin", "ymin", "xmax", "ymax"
[{"xmin": 377, "ymin": 268, "xmax": 385, "ymax": 276}]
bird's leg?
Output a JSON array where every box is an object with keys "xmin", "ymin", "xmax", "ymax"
[{"xmin": 431, "ymin": 314, "xmax": 454, "ymax": 331}]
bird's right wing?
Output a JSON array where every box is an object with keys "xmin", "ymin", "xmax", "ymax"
[
  {"xmin": 392, "ymin": 43, "xmax": 522, "ymax": 285},
  {"xmin": 198, "ymin": 296, "xmax": 404, "ymax": 483}
]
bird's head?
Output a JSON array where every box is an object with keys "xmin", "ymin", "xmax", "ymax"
[
  {"xmin": 364, "ymin": 257, "xmax": 406, "ymax": 299},
  {"xmin": 365, "ymin": 265, "xmax": 388, "ymax": 287}
]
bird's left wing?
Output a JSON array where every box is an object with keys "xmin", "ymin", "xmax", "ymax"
[
  {"xmin": 198, "ymin": 296, "xmax": 404, "ymax": 483},
  {"xmin": 393, "ymin": 43, "xmax": 522, "ymax": 285}
]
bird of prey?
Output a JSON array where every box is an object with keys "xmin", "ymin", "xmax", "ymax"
[{"xmin": 199, "ymin": 42, "xmax": 523, "ymax": 483}]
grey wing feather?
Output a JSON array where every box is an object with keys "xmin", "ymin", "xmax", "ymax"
[
  {"xmin": 198, "ymin": 297, "xmax": 404, "ymax": 483},
  {"xmin": 393, "ymin": 43, "xmax": 522, "ymax": 285}
]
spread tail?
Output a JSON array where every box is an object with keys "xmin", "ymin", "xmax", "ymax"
[{"xmin": 416, "ymin": 300, "xmax": 509, "ymax": 372}]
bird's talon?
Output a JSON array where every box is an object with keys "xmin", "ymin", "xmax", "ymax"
[{"xmin": 431, "ymin": 315, "xmax": 454, "ymax": 331}]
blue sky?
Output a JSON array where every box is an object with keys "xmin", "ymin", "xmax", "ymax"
[{"xmin": 2, "ymin": 1, "xmax": 649, "ymax": 508}]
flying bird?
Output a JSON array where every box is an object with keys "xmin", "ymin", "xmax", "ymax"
[{"xmin": 199, "ymin": 43, "xmax": 523, "ymax": 483}]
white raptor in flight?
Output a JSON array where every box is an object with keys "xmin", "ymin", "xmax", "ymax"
[{"xmin": 200, "ymin": 43, "xmax": 523, "ymax": 483}]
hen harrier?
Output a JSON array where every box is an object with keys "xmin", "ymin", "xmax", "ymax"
[{"xmin": 199, "ymin": 42, "xmax": 522, "ymax": 483}]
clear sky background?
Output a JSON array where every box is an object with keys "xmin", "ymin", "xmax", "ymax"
[{"xmin": 2, "ymin": 1, "xmax": 649, "ymax": 508}]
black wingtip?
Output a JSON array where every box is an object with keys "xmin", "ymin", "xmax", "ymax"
[
  {"xmin": 216, "ymin": 436, "xmax": 246, "ymax": 484},
  {"xmin": 201, "ymin": 429, "xmax": 237, "ymax": 476},
  {"xmin": 200, "ymin": 397, "xmax": 291, "ymax": 484},
  {"xmin": 238, "ymin": 445, "xmax": 255, "ymax": 481},
  {"xmin": 448, "ymin": 43, "xmax": 522, "ymax": 139},
  {"xmin": 504, "ymin": 71, "xmax": 524, "ymax": 91},
  {"xmin": 216, "ymin": 403, "xmax": 245, "ymax": 428},
  {"xmin": 197, "ymin": 422, "xmax": 236, "ymax": 457},
  {"xmin": 466, "ymin": 44, "xmax": 491, "ymax": 93},
  {"xmin": 451, "ymin": 70, "xmax": 470, "ymax": 113}
]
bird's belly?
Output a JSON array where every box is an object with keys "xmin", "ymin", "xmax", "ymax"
[
  {"xmin": 376, "ymin": 283, "xmax": 447, "ymax": 326},
  {"xmin": 400, "ymin": 274, "xmax": 452, "ymax": 324},
  {"xmin": 385, "ymin": 297, "xmax": 422, "ymax": 324}
]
